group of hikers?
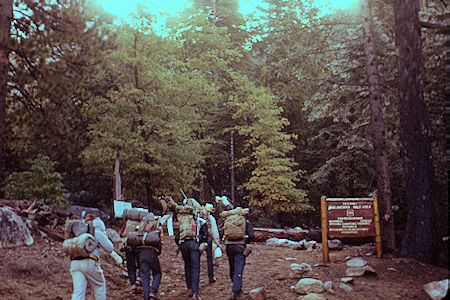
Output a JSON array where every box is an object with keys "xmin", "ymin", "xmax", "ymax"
[{"xmin": 62, "ymin": 194, "xmax": 254, "ymax": 300}]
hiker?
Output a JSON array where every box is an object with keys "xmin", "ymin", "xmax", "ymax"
[
  {"xmin": 202, "ymin": 203, "xmax": 220, "ymax": 284},
  {"xmin": 119, "ymin": 215, "xmax": 141, "ymax": 294},
  {"xmin": 175, "ymin": 203, "xmax": 209, "ymax": 300},
  {"xmin": 220, "ymin": 207, "xmax": 254, "ymax": 300},
  {"xmin": 68, "ymin": 216, "xmax": 114, "ymax": 300},
  {"xmin": 134, "ymin": 212, "xmax": 162, "ymax": 300}
]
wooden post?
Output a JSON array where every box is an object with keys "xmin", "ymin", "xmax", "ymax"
[
  {"xmin": 372, "ymin": 196, "xmax": 383, "ymax": 258},
  {"xmin": 320, "ymin": 196, "xmax": 329, "ymax": 263}
]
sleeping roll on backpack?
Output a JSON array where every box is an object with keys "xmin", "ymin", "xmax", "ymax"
[{"xmin": 126, "ymin": 212, "xmax": 162, "ymax": 254}]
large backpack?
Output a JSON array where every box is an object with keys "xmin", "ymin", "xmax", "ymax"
[
  {"xmin": 221, "ymin": 207, "xmax": 249, "ymax": 240},
  {"xmin": 177, "ymin": 205, "xmax": 197, "ymax": 242},
  {"xmin": 64, "ymin": 217, "xmax": 95, "ymax": 239},
  {"xmin": 126, "ymin": 218, "xmax": 161, "ymax": 252}
]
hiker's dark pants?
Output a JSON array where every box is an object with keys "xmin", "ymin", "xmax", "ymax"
[
  {"xmin": 126, "ymin": 247, "xmax": 138, "ymax": 285},
  {"xmin": 226, "ymin": 244, "xmax": 246, "ymax": 293},
  {"xmin": 138, "ymin": 249, "xmax": 162, "ymax": 299},
  {"xmin": 206, "ymin": 237, "xmax": 214, "ymax": 280},
  {"xmin": 180, "ymin": 240, "xmax": 201, "ymax": 294}
]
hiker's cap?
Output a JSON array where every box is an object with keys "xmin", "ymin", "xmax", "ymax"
[
  {"xmin": 204, "ymin": 203, "xmax": 215, "ymax": 212},
  {"xmin": 145, "ymin": 212, "xmax": 155, "ymax": 221}
]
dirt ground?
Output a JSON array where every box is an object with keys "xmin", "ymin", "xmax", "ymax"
[{"xmin": 0, "ymin": 227, "xmax": 448, "ymax": 300}]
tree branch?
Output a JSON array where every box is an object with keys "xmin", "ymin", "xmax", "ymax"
[{"xmin": 419, "ymin": 21, "xmax": 450, "ymax": 33}]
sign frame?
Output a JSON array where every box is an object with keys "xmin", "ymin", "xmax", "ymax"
[{"xmin": 320, "ymin": 196, "xmax": 382, "ymax": 263}]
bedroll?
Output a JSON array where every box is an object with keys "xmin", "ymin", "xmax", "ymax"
[
  {"xmin": 122, "ymin": 208, "xmax": 149, "ymax": 221},
  {"xmin": 63, "ymin": 233, "xmax": 98, "ymax": 257},
  {"xmin": 126, "ymin": 231, "xmax": 161, "ymax": 251}
]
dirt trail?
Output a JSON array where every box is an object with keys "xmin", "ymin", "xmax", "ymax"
[{"xmin": 0, "ymin": 234, "xmax": 448, "ymax": 300}]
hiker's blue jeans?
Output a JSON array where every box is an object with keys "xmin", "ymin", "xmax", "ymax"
[
  {"xmin": 226, "ymin": 244, "xmax": 246, "ymax": 293},
  {"xmin": 180, "ymin": 240, "xmax": 201, "ymax": 293},
  {"xmin": 126, "ymin": 247, "xmax": 138, "ymax": 285},
  {"xmin": 206, "ymin": 237, "xmax": 214, "ymax": 280},
  {"xmin": 138, "ymin": 249, "xmax": 162, "ymax": 299}
]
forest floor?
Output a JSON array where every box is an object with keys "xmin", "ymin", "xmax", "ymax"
[{"xmin": 0, "ymin": 225, "xmax": 448, "ymax": 300}]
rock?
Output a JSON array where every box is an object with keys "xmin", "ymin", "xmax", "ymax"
[
  {"xmin": 346, "ymin": 257, "xmax": 367, "ymax": 267},
  {"xmin": 285, "ymin": 257, "xmax": 297, "ymax": 261},
  {"xmin": 0, "ymin": 207, "xmax": 34, "ymax": 248},
  {"xmin": 295, "ymin": 278, "xmax": 325, "ymax": 294},
  {"xmin": 328, "ymin": 239, "xmax": 342, "ymax": 250},
  {"xmin": 423, "ymin": 279, "xmax": 449, "ymax": 300},
  {"xmin": 323, "ymin": 281, "xmax": 334, "ymax": 294},
  {"xmin": 249, "ymin": 287, "xmax": 267, "ymax": 300},
  {"xmin": 345, "ymin": 265, "xmax": 376, "ymax": 277},
  {"xmin": 58, "ymin": 205, "xmax": 109, "ymax": 219},
  {"xmin": 387, "ymin": 267, "xmax": 397, "ymax": 272},
  {"xmin": 341, "ymin": 277, "xmax": 354, "ymax": 283},
  {"xmin": 339, "ymin": 283, "xmax": 353, "ymax": 292},
  {"xmin": 297, "ymin": 293, "xmax": 327, "ymax": 300},
  {"xmin": 290, "ymin": 263, "xmax": 313, "ymax": 279}
]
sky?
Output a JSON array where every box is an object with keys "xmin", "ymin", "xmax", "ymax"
[{"xmin": 96, "ymin": 0, "xmax": 360, "ymax": 21}]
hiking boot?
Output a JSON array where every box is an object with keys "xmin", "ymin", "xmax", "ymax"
[
  {"xmin": 209, "ymin": 277, "xmax": 216, "ymax": 284},
  {"xmin": 131, "ymin": 284, "xmax": 137, "ymax": 294},
  {"xmin": 149, "ymin": 290, "xmax": 159, "ymax": 300},
  {"xmin": 187, "ymin": 289, "xmax": 193, "ymax": 297},
  {"xmin": 230, "ymin": 292, "xmax": 238, "ymax": 300},
  {"xmin": 192, "ymin": 293, "xmax": 201, "ymax": 300}
]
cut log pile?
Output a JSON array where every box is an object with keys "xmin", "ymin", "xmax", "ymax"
[
  {"xmin": 0, "ymin": 199, "xmax": 69, "ymax": 243},
  {"xmin": 253, "ymin": 227, "xmax": 308, "ymax": 242}
]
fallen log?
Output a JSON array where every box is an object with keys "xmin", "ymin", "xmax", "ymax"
[{"xmin": 253, "ymin": 227, "xmax": 308, "ymax": 242}]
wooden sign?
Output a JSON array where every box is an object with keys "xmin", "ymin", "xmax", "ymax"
[{"xmin": 321, "ymin": 196, "xmax": 382, "ymax": 263}]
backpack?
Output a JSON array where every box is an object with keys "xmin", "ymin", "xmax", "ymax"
[
  {"xmin": 177, "ymin": 205, "xmax": 197, "ymax": 242},
  {"xmin": 122, "ymin": 219, "xmax": 140, "ymax": 237},
  {"xmin": 221, "ymin": 207, "xmax": 249, "ymax": 240},
  {"xmin": 64, "ymin": 217, "xmax": 95, "ymax": 239}
]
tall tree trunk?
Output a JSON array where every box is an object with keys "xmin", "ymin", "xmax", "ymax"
[
  {"xmin": 0, "ymin": 0, "xmax": 12, "ymax": 188},
  {"xmin": 361, "ymin": 0, "xmax": 396, "ymax": 252},
  {"xmin": 393, "ymin": 0, "xmax": 439, "ymax": 263},
  {"xmin": 230, "ymin": 130, "xmax": 235, "ymax": 206}
]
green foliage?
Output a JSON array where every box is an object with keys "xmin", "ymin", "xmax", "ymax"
[{"xmin": 4, "ymin": 154, "xmax": 67, "ymax": 208}]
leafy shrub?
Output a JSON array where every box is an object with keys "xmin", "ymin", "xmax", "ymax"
[{"xmin": 4, "ymin": 154, "xmax": 68, "ymax": 208}]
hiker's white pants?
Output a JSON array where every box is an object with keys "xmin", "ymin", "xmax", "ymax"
[{"xmin": 70, "ymin": 259, "xmax": 106, "ymax": 300}]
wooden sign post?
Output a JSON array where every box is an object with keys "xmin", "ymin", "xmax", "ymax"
[{"xmin": 321, "ymin": 196, "xmax": 382, "ymax": 263}]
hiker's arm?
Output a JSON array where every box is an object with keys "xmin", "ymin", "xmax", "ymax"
[
  {"xmin": 95, "ymin": 230, "xmax": 114, "ymax": 253},
  {"xmin": 209, "ymin": 215, "xmax": 220, "ymax": 244},
  {"xmin": 245, "ymin": 220, "xmax": 254, "ymax": 244}
]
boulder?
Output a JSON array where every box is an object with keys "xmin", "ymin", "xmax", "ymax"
[
  {"xmin": 290, "ymin": 263, "xmax": 313, "ymax": 279},
  {"xmin": 346, "ymin": 257, "xmax": 367, "ymax": 267},
  {"xmin": 295, "ymin": 278, "xmax": 325, "ymax": 295},
  {"xmin": 0, "ymin": 207, "xmax": 34, "ymax": 248},
  {"xmin": 423, "ymin": 279, "xmax": 449, "ymax": 300},
  {"xmin": 328, "ymin": 239, "xmax": 342, "ymax": 250},
  {"xmin": 58, "ymin": 205, "xmax": 109, "ymax": 219},
  {"xmin": 297, "ymin": 293, "xmax": 327, "ymax": 300}
]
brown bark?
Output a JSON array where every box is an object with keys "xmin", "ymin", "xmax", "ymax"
[
  {"xmin": 0, "ymin": 0, "xmax": 12, "ymax": 185},
  {"xmin": 361, "ymin": 0, "xmax": 396, "ymax": 252},
  {"xmin": 393, "ymin": 0, "xmax": 439, "ymax": 263}
]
